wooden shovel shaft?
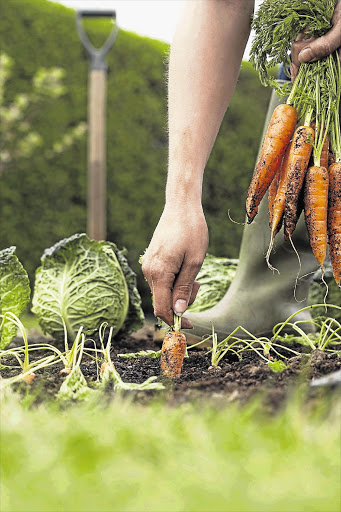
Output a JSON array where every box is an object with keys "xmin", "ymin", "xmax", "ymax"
[{"xmin": 87, "ymin": 69, "xmax": 107, "ymax": 241}]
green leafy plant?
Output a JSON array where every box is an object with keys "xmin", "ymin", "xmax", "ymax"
[
  {"xmin": 0, "ymin": 247, "xmax": 30, "ymax": 349},
  {"xmin": 0, "ymin": 312, "xmax": 56, "ymax": 387},
  {"xmin": 57, "ymin": 327, "xmax": 95, "ymax": 401},
  {"xmin": 250, "ymin": 0, "xmax": 335, "ymax": 89},
  {"xmin": 268, "ymin": 359, "xmax": 289, "ymax": 372},
  {"xmin": 187, "ymin": 254, "xmax": 237, "ymax": 313},
  {"xmin": 94, "ymin": 323, "xmax": 164, "ymax": 392},
  {"xmin": 272, "ymin": 304, "xmax": 341, "ymax": 353},
  {"xmin": 32, "ymin": 233, "xmax": 144, "ymax": 342}
]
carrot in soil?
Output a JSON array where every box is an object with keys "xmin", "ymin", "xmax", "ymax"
[
  {"xmin": 246, "ymin": 103, "xmax": 297, "ymax": 224},
  {"xmin": 60, "ymin": 368, "xmax": 72, "ymax": 375},
  {"xmin": 328, "ymin": 162, "xmax": 341, "ymax": 286},
  {"xmin": 304, "ymin": 166, "xmax": 329, "ymax": 273},
  {"xmin": 284, "ymin": 125, "xmax": 315, "ymax": 240},
  {"xmin": 160, "ymin": 314, "xmax": 187, "ymax": 379},
  {"xmin": 22, "ymin": 373, "xmax": 35, "ymax": 384}
]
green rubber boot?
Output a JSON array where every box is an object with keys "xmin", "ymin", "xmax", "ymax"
[{"xmin": 184, "ymin": 85, "xmax": 318, "ymax": 342}]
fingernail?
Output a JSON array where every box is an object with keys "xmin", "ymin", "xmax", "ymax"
[
  {"xmin": 298, "ymin": 47, "xmax": 313, "ymax": 63},
  {"xmin": 174, "ymin": 299, "xmax": 187, "ymax": 315}
]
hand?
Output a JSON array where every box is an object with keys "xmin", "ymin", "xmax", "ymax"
[
  {"xmin": 291, "ymin": 0, "xmax": 341, "ymax": 81},
  {"xmin": 141, "ymin": 203, "xmax": 209, "ymax": 328}
]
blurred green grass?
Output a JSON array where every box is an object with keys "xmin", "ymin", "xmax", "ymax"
[{"xmin": 1, "ymin": 391, "xmax": 340, "ymax": 512}]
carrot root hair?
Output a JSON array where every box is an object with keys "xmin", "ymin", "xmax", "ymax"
[
  {"xmin": 265, "ymin": 231, "xmax": 279, "ymax": 273},
  {"xmin": 321, "ymin": 267, "xmax": 329, "ymax": 313},
  {"xmin": 288, "ymin": 233, "xmax": 305, "ymax": 303},
  {"xmin": 227, "ymin": 209, "xmax": 247, "ymax": 226}
]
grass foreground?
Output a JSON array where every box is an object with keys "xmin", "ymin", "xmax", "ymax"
[{"xmin": 1, "ymin": 388, "xmax": 340, "ymax": 512}]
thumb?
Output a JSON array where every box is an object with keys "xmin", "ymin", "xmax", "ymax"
[{"xmin": 298, "ymin": 28, "xmax": 341, "ymax": 63}]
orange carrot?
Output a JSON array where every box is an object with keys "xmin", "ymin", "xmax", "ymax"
[
  {"xmin": 246, "ymin": 104, "xmax": 297, "ymax": 223},
  {"xmin": 270, "ymin": 141, "xmax": 292, "ymax": 235},
  {"xmin": 304, "ymin": 166, "xmax": 329, "ymax": 271},
  {"xmin": 328, "ymin": 152, "xmax": 335, "ymax": 167},
  {"xmin": 160, "ymin": 330, "xmax": 187, "ymax": 378},
  {"xmin": 328, "ymin": 162, "xmax": 341, "ymax": 286},
  {"xmin": 268, "ymin": 168, "xmax": 281, "ymax": 229},
  {"xmin": 284, "ymin": 125, "xmax": 315, "ymax": 239},
  {"xmin": 22, "ymin": 373, "xmax": 35, "ymax": 384},
  {"xmin": 266, "ymin": 142, "xmax": 292, "ymax": 269},
  {"xmin": 60, "ymin": 368, "xmax": 72, "ymax": 375}
]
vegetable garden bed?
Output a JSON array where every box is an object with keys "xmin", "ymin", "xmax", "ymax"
[{"xmin": 3, "ymin": 324, "xmax": 340, "ymax": 411}]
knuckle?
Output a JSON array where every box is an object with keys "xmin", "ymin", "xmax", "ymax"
[
  {"xmin": 188, "ymin": 258, "xmax": 203, "ymax": 270},
  {"xmin": 153, "ymin": 308, "xmax": 173, "ymax": 325},
  {"xmin": 174, "ymin": 283, "xmax": 192, "ymax": 296},
  {"xmin": 319, "ymin": 37, "xmax": 332, "ymax": 56}
]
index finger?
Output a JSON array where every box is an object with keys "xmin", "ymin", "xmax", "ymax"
[
  {"xmin": 151, "ymin": 269, "xmax": 193, "ymax": 329},
  {"xmin": 151, "ymin": 269, "xmax": 175, "ymax": 326}
]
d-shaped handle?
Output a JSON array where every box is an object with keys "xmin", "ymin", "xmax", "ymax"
[{"xmin": 76, "ymin": 10, "xmax": 118, "ymax": 70}]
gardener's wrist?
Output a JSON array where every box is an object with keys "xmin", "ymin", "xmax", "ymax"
[{"xmin": 165, "ymin": 167, "xmax": 204, "ymax": 205}]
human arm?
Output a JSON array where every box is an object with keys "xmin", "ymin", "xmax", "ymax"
[
  {"xmin": 142, "ymin": 0, "xmax": 254, "ymax": 327},
  {"xmin": 291, "ymin": 0, "xmax": 341, "ymax": 80}
]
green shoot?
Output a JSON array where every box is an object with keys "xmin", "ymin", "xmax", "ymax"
[
  {"xmin": 0, "ymin": 355, "xmax": 55, "ymax": 392},
  {"xmin": 268, "ymin": 359, "xmax": 289, "ymax": 373},
  {"xmin": 118, "ymin": 350, "xmax": 162, "ymax": 360},
  {"xmin": 205, "ymin": 304, "xmax": 341, "ymax": 369},
  {"xmin": 97, "ymin": 323, "xmax": 165, "ymax": 392},
  {"xmin": 173, "ymin": 313, "xmax": 181, "ymax": 333},
  {"xmin": 57, "ymin": 327, "xmax": 95, "ymax": 401},
  {"xmin": 0, "ymin": 312, "xmax": 60, "ymax": 382}
]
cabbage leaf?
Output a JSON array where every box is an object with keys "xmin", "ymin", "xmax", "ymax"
[
  {"xmin": 32, "ymin": 233, "xmax": 144, "ymax": 341},
  {"xmin": 0, "ymin": 247, "xmax": 30, "ymax": 349},
  {"xmin": 187, "ymin": 254, "xmax": 237, "ymax": 313}
]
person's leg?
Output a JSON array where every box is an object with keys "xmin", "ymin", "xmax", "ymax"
[{"xmin": 184, "ymin": 87, "xmax": 318, "ymax": 341}]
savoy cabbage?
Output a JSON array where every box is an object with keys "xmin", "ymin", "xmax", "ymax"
[{"xmin": 32, "ymin": 233, "xmax": 144, "ymax": 341}]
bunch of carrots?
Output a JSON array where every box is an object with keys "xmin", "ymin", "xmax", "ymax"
[{"xmin": 248, "ymin": 0, "xmax": 341, "ymax": 287}]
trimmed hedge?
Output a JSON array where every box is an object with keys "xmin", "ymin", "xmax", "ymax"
[{"xmin": 0, "ymin": 0, "xmax": 271, "ymax": 309}]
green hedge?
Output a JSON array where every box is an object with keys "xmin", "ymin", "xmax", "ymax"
[{"xmin": 0, "ymin": 0, "xmax": 271, "ymax": 309}]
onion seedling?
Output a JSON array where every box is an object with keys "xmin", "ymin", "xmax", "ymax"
[
  {"xmin": 96, "ymin": 324, "xmax": 165, "ymax": 391},
  {"xmin": 0, "ymin": 312, "xmax": 57, "ymax": 382},
  {"xmin": 0, "ymin": 355, "xmax": 55, "ymax": 393},
  {"xmin": 57, "ymin": 327, "xmax": 95, "ymax": 401}
]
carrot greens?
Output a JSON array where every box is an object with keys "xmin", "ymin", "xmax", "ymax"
[
  {"xmin": 250, "ymin": 0, "xmax": 341, "ymax": 166},
  {"xmin": 250, "ymin": 0, "xmax": 336, "ymax": 89}
]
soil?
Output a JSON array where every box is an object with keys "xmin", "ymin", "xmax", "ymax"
[{"xmin": 2, "ymin": 325, "xmax": 341, "ymax": 411}]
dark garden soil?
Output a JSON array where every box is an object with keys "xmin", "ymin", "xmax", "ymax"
[{"xmin": 3, "ymin": 325, "xmax": 341, "ymax": 411}]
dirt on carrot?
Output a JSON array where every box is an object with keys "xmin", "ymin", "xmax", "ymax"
[
  {"xmin": 246, "ymin": 103, "xmax": 297, "ymax": 224},
  {"xmin": 284, "ymin": 125, "xmax": 315, "ymax": 239},
  {"xmin": 328, "ymin": 162, "xmax": 341, "ymax": 286},
  {"xmin": 304, "ymin": 166, "xmax": 329, "ymax": 271},
  {"xmin": 160, "ymin": 330, "xmax": 187, "ymax": 379}
]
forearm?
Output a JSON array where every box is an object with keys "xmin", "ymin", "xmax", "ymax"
[{"xmin": 166, "ymin": 0, "xmax": 254, "ymax": 205}]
